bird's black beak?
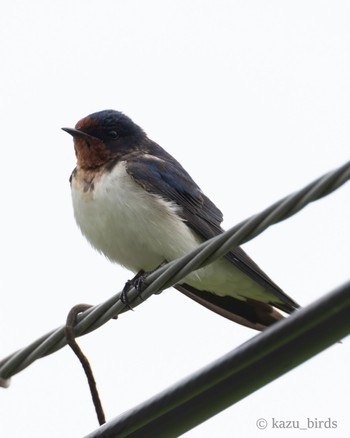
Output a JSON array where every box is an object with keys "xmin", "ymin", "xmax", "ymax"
[{"xmin": 62, "ymin": 127, "xmax": 96, "ymax": 140}]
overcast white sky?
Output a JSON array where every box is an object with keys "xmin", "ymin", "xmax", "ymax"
[{"xmin": 0, "ymin": 1, "xmax": 349, "ymax": 437}]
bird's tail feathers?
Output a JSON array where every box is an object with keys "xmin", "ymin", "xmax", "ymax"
[{"xmin": 175, "ymin": 284, "xmax": 289, "ymax": 331}]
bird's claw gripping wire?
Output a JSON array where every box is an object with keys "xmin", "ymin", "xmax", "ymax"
[{"xmin": 121, "ymin": 270, "xmax": 147, "ymax": 310}]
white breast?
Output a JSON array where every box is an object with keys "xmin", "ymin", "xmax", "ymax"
[{"xmin": 71, "ymin": 161, "xmax": 202, "ymax": 273}]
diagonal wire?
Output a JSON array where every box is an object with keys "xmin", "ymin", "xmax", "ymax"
[
  {"xmin": 0, "ymin": 160, "xmax": 349, "ymax": 383},
  {"xmin": 84, "ymin": 280, "xmax": 350, "ymax": 438}
]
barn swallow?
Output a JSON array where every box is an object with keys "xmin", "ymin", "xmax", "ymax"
[{"xmin": 63, "ymin": 110, "xmax": 299, "ymax": 331}]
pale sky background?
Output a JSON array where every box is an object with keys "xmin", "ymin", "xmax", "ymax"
[{"xmin": 0, "ymin": 1, "xmax": 349, "ymax": 437}]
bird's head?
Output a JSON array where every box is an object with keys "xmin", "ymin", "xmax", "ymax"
[{"xmin": 62, "ymin": 110, "xmax": 146, "ymax": 169}]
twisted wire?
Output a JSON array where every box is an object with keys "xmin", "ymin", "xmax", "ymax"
[{"xmin": 0, "ymin": 160, "xmax": 349, "ymax": 383}]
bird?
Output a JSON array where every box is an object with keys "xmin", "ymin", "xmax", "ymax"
[{"xmin": 62, "ymin": 110, "xmax": 299, "ymax": 331}]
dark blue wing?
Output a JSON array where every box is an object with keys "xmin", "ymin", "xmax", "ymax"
[
  {"xmin": 125, "ymin": 141, "xmax": 299, "ymax": 314},
  {"xmin": 125, "ymin": 142, "xmax": 223, "ymax": 239}
]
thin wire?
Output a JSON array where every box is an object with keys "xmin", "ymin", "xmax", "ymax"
[
  {"xmin": 65, "ymin": 304, "xmax": 106, "ymax": 426},
  {"xmin": 0, "ymin": 160, "xmax": 349, "ymax": 383}
]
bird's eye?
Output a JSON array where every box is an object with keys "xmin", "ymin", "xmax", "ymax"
[{"xmin": 107, "ymin": 130, "xmax": 118, "ymax": 139}]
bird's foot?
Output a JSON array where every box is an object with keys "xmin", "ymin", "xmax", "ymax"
[
  {"xmin": 121, "ymin": 262, "xmax": 168, "ymax": 309},
  {"xmin": 121, "ymin": 270, "xmax": 147, "ymax": 310}
]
